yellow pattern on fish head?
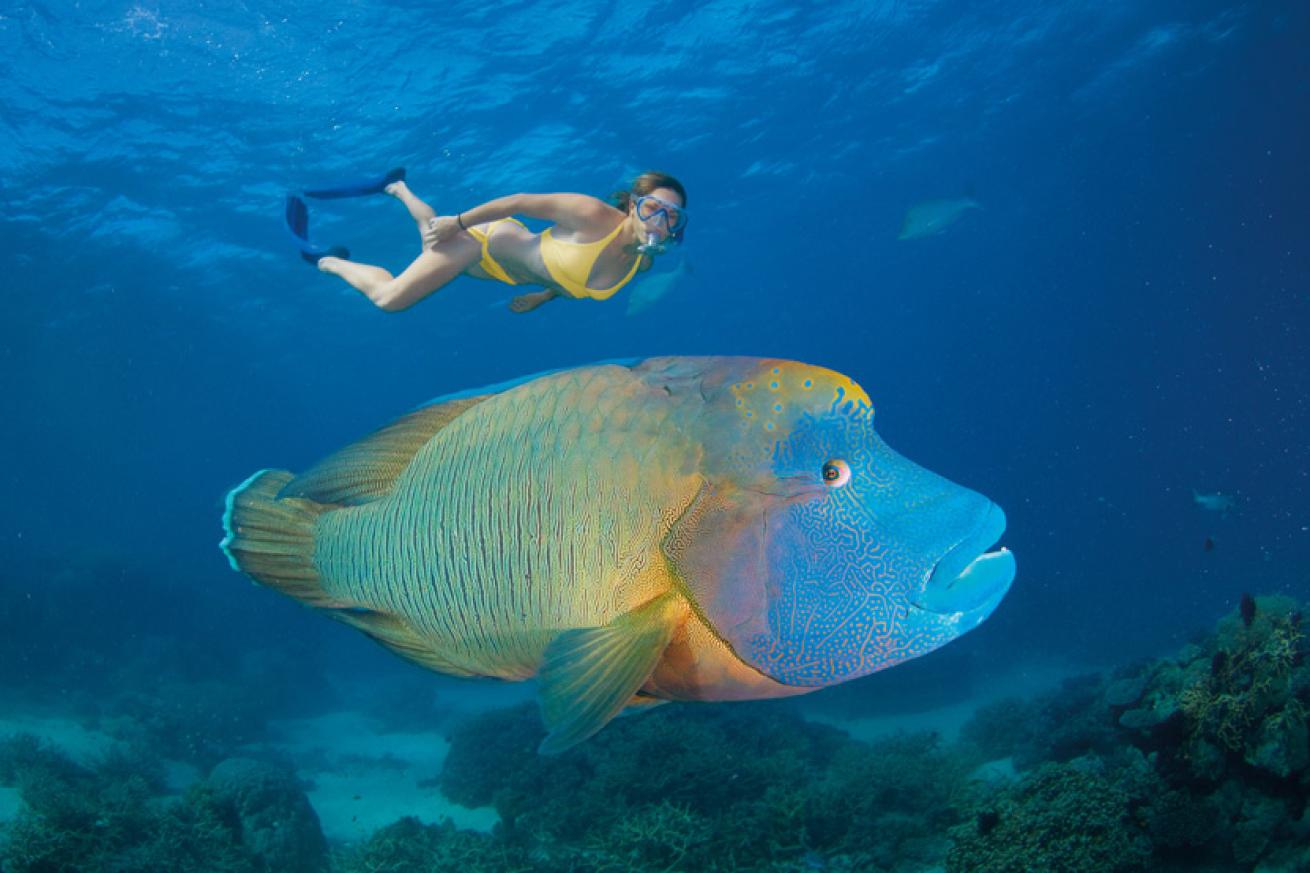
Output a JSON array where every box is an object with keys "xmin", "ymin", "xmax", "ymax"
[
  {"xmin": 728, "ymin": 360, "xmax": 871, "ymax": 427},
  {"xmin": 694, "ymin": 359, "xmax": 873, "ymax": 486}
]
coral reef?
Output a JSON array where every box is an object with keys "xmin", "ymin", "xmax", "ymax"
[
  {"xmin": 946, "ymin": 755, "xmax": 1155, "ymax": 872},
  {"xmin": 1173, "ymin": 596, "xmax": 1307, "ymax": 778},
  {"xmin": 0, "ymin": 736, "xmax": 326, "ymax": 873},
  {"xmin": 206, "ymin": 757, "xmax": 328, "ymax": 873},
  {"xmin": 430, "ymin": 594, "xmax": 1310, "ymax": 872},
  {"xmin": 958, "ymin": 672, "xmax": 1121, "ymax": 769},
  {"xmin": 952, "ymin": 594, "xmax": 1310, "ymax": 872},
  {"xmin": 4, "ymin": 592, "xmax": 1309, "ymax": 873},
  {"xmin": 334, "ymin": 816, "xmax": 530, "ymax": 872},
  {"xmin": 438, "ymin": 701, "xmax": 969, "ymax": 872},
  {"xmin": 0, "ymin": 735, "xmax": 258, "ymax": 873}
]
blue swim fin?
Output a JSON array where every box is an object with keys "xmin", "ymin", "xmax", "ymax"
[
  {"xmin": 302, "ymin": 166, "xmax": 406, "ymax": 200},
  {"xmin": 285, "ymin": 194, "xmax": 350, "ymax": 265},
  {"xmin": 285, "ymin": 166, "xmax": 404, "ymax": 263}
]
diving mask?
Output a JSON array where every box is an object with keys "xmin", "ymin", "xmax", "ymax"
[{"xmin": 634, "ymin": 195, "xmax": 687, "ymax": 234}]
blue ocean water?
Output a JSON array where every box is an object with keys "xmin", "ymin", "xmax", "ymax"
[{"xmin": 2, "ymin": 0, "xmax": 1308, "ymax": 867}]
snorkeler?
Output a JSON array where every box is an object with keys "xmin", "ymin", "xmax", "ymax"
[{"xmin": 287, "ymin": 170, "xmax": 687, "ymax": 314}]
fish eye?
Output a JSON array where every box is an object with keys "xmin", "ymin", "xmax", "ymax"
[{"xmin": 821, "ymin": 460, "xmax": 851, "ymax": 487}]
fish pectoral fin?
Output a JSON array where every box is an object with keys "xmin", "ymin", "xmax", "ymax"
[
  {"xmin": 278, "ymin": 395, "xmax": 490, "ymax": 506},
  {"xmin": 537, "ymin": 591, "xmax": 686, "ymax": 754}
]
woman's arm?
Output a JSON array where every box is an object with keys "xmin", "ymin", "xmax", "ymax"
[
  {"xmin": 505, "ymin": 193, "xmax": 616, "ymax": 231},
  {"xmin": 425, "ymin": 193, "xmax": 617, "ymax": 247}
]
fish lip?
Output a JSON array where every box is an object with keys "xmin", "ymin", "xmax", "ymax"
[{"xmin": 912, "ymin": 503, "xmax": 1015, "ymax": 615}]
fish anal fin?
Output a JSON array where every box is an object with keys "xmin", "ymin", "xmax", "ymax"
[
  {"xmin": 619, "ymin": 694, "xmax": 670, "ymax": 718},
  {"xmin": 537, "ymin": 592, "xmax": 686, "ymax": 754},
  {"xmin": 280, "ymin": 395, "xmax": 489, "ymax": 506},
  {"xmin": 334, "ymin": 607, "xmax": 480, "ymax": 678}
]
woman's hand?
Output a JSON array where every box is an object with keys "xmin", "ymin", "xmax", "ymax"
[
  {"xmin": 509, "ymin": 289, "xmax": 558, "ymax": 313},
  {"xmin": 424, "ymin": 215, "xmax": 465, "ymax": 249}
]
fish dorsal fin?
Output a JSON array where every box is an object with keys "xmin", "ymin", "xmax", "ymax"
[
  {"xmin": 280, "ymin": 395, "xmax": 489, "ymax": 506},
  {"xmin": 537, "ymin": 591, "xmax": 686, "ymax": 754}
]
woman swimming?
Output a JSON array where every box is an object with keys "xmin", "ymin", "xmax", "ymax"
[{"xmin": 313, "ymin": 171, "xmax": 687, "ymax": 314}]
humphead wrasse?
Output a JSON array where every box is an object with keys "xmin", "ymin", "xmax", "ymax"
[{"xmin": 221, "ymin": 357, "xmax": 1015, "ymax": 752}]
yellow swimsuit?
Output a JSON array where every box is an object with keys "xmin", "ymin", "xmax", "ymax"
[{"xmin": 468, "ymin": 218, "xmax": 642, "ymax": 301}]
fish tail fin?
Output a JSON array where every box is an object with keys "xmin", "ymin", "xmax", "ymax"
[
  {"xmin": 220, "ymin": 468, "xmax": 484, "ymax": 679},
  {"xmin": 219, "ymin": 469, "xmax": 340, "ymax": 610}
]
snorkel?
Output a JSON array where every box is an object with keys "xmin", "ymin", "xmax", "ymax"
[{"xmin": 638, "ymin": 232, "xmax": 668, "ymax": 255}]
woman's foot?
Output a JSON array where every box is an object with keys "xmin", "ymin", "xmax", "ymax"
[
  {"xmin": 386, "ymin": 180, "xmax": 437, "ymax": 232},
  {"xmin": 509, "ymin": 290, "xmax": 554, "ymax": 313},
  {"xmin": 317, "ymin": 255, "xmax": 345, "ymax": 275}
]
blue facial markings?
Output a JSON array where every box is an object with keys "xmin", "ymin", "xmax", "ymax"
[{"xmin": 743, "ymin": 404, "xmax": 946, "ymax": 687}]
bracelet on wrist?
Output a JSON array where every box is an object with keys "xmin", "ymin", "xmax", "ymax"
[{"xmin": 456, "ymin": 213, "xmax": 467, "ymax": 231}]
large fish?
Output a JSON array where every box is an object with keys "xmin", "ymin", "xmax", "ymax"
[
  {"xmin": 221, "ymin": 357, "xmax": 1014, "ymax": 752},
  {"xmin": 897, "ymin": 196, "xmax": 982, "ymax": 240}
]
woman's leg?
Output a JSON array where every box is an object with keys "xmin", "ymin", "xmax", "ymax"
[
  {"xmin": 318, "ymin": 234, "xmax": 483, "ymax": 312},
  {"xmin": 385, "ymin": 180, "xmax": 436, "ymax": 238}
]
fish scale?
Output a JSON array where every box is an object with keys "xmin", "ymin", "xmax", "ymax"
[{"xmin": 315, "ymin": 367, "xmax": 698, "ymax": 679}]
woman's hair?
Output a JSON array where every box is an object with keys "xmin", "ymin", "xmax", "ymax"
[{"xmin": 613, "ymin": 171, "xmax": 686, "ymax": 211}]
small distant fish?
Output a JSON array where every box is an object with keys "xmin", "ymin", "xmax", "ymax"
[
  {"xmin": 1192, "ymin": 490, "xmax": 1236, "ymax": 513},
  {"xmin": 1240, "ymin": 592, "xmax": 1257, "ymax": 627},
  {"xmin": 897, "ymin": 196, "xmax": 982, "ymax": 240},
  {"xmin": 1203, "ymin": 536, "xmax": 1215, "ymax": 553},
  {"xmin": 625, "ymin": 259, "xmax": 689, "ymax": 317}
]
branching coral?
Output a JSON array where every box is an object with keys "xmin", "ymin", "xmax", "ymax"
[
  {"xmin": 1178, "ymin": 601, "xmax": 1306, "ymax": 757},
  {"xmin": 587, "ymin": 800, "xmax": 711, "ymax": 873},
  {"xmin": 335, "ymin": 817, "xmax": 532, "ymax": 873},
  {"xmin": 945, "ymin": 760, "xmax": 1152, "ymax": 873}
]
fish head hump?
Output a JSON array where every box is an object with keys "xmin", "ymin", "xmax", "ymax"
[{"xmin": 660, "ymin": 357, "xmax": 1015, "ymax": 691}]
